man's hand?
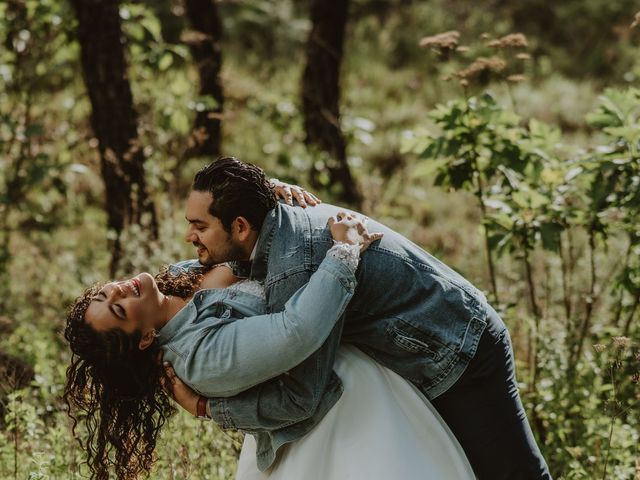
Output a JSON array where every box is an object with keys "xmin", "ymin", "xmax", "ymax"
[
  {"xmin": 271, "ymin": 179, "xmax": 321, "ymax": 208},
  {"xmin": 160, "ymin": 356, "xmax": 201, "ymax": 417}
]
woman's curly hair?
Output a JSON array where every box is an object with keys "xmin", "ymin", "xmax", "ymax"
[{"xmin": 63, "ymin": 266, "xmax": 204, "ymax": 480}]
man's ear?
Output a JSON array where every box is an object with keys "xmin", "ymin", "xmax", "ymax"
[
  {"xmin": 139, "ymin": 329, "xmax": 157, "ymax": 351},
  {"xmin": 233, "ymin": 216, "xmax": 254, "ymax": 242}
]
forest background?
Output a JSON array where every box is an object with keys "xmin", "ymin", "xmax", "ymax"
[{"xmin": 1, "ymin": 0, "xmax": 640, "ymax": 478}]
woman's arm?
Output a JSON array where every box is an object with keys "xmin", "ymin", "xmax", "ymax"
[
  {"xmin": 163, "ymin": 321, "xmax": 343, "ymax": 427},
  {"xmin": 170, "ymin": 214, "xmax": 382, "ymax": 398}
]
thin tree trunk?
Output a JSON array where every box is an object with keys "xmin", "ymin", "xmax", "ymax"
[
  {"xmin": 183, "ymin": 0, "xmax": 224, "ymax": 157},
  {"xmin": 302, "ymin": 0, "xmax": 361, "ymax": 206},
  {"xmin": 71, "ymin": 0, "xmax": 158, "ymax": 276}
]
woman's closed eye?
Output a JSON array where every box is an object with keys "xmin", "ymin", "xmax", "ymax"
[
  {"xmin": 94, "ymin": 291, "xmax": 126, "ymax": 319},
  {"xmin": 113, "ymin": 304, "xmax": 126, "ymax": 319}
]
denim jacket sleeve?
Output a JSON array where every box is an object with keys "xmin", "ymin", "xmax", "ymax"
[
  {"xmin": 206, "ymin": 272, "xmax": 351, "ymax": 430},
  {"xmin": 208, "ymin": 318, "xmax": 345, "ymax": 431},
  {"xmin": 182, "ymin": 254, "xmax": 356, "ymax": 397}
]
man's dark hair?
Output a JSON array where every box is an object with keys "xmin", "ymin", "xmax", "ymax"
[{"xmin": 192, "ymin": 156, "xmax": 277, "ymax": 232}]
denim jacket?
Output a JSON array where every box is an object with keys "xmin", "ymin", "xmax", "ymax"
[
  {"xmin": 209, "ymin": 203, "xmax": 490, "ymax": 470},
  {"xmin": 156, "ymin": 253, "xmax": 356, "ymax": 398}
]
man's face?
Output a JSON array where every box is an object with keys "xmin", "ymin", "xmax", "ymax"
[{"xmin": 184, "ymin": 190, "xmax": 244, "ymax": 266}]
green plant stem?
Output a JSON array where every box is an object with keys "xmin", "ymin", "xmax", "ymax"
[
  {"xmin": 568, "ymin": 228, "xmax": 597, "ymax": 382},
  {"xmin": 506, "ymin": 83, "xmax": 519, "ymax": 113},
  {"xmin": 483, "ymin": 218, "xmax": 500, "ymax": 304},
  {"xmin": 464, "ymin": 100, "xmax": 499, "ymax": 305},
  {"xmin": 543, "ymin": 260, "xmax": 551, "ymax": 318},
  {"xmin": 601, "ymin": 362, "xmax": 618, "ymax": 480},
  {"xmin": 472, "ymin": 165, "xmax": 500, "ymax": 304},
  {"xmin": 13, "ymin": 394, "xmax": 18, "ymax": 480},
  {"xmin": 559, "ymin": 232, "xmax": 573, "ymax": 327},
  {"xmin": 523, "ymin": 244, "xmax": 541, "ymax": 391},
  {"xmin": 622, "ymin": 291, "xmax": 639, "ymax": 338},
  {"xmin": 524, "ymin": 244, "xmax": 541, "ymax": 320},
  {"xmin": 613, "ymin": 239, "xmax": 633, "ymax": 327}
]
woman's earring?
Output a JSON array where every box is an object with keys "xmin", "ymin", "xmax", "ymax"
[{"xmin": 152, "ymin": 329, "xmax": 159, "ymax": 338}]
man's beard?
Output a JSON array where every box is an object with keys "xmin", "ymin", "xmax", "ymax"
[{"xmin": 196, "ymin": 241, "xmax": 246, "ymax": 267}]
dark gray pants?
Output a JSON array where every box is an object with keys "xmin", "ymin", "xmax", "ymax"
[{"xmin": 431, "ymin": 308, "xmax": 552, "ymax": 480}]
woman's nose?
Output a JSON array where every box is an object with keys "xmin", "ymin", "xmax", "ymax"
[{"xmin": 105, "ymin": 283, "xmax": 125, "ymax": 299}]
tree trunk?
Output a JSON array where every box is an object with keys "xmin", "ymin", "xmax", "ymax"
[
  {"xmin": 71, "ymin": 0, "xmax": 158, "ymax": 276},
  {"xmin": 302, "ymin": 0, "xmax": 361, "ymax": 206},
  {"xmin": 183, "ymin": 0, "xmax": 224, "ymax": 158},
  {"xmin": 148, "ymin": 0, "xmax": 184, "ymax": 44}
]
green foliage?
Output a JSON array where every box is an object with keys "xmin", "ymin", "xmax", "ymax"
[
  {"xmin": 0, "ymin": 0, "xmax": 84, "ymax": 309},
  {"xmin": 404, "ymin": 83, "xmax": 640, "ymax": 477},
  {"xmin": 1, "ymin": 2, "xmax": 640, "ymax": 479}
]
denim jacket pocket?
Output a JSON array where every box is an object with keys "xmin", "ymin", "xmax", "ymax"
[{"xmin": 385, "ymin": 324, "xmax": 442, "ymax": 361}]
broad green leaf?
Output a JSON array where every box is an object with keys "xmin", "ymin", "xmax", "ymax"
[
  {"xmin": 170, "ymin": 110, "xmax": 190, "ymax": 135},
  {"xmin": 412, "ymin": 158, "xmax": 448, "ymax": 178},
  {"xmin": 158, "ymin": 53, "xmax": 173, "ymax": 71}
]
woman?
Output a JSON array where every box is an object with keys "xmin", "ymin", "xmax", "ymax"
[{"xmin": 64, "ymin": 207, "xmax": 382, "ymax": 479}]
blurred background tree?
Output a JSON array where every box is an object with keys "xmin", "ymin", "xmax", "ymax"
[
  {"xmin": 72, "ymin": 0, "xmax": 158, "ymax": 276},
  {"xmin": 182, "ymin": 0, "xmax": 224, "ymax": 158}
]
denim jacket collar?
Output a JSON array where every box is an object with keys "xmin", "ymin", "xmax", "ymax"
[
  {"xmin": 250, "ymin": 206, "xmax": 280, "ymax": 281},
  {"xmin": 157, "ymin": 301, "xmax": 197, "ymax": 344},
  {"xmin": 156, "ymin": 287, "xmax": 266, "ymax": 344}
]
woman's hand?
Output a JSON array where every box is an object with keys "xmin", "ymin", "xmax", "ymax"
[
  {"xmin": 328, "ymin": 212, "xmax": 383, "ymax": 252},
  {"xmin": 271, "ymin": 179, "xmax": 321, "ymax": 208},
  {"xmin": 160, "ymin": 356, "xmax": 201, "ymax": 417}
]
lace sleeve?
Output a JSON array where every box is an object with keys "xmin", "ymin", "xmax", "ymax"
[
  {"xmin": 326, "ymin": 242, "xmax": 361, "ymax": 274},
  {"xmin": 227, "ymin": 279, "xmax": 266, "ymax": 299}
]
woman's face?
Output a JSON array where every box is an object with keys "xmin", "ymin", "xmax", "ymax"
[{"xmin": 85, "ymin": 272, "xmax": 164, "ymax": 336}]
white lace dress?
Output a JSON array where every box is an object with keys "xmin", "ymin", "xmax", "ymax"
[{"xmin": 233, "ymin": 245, "xmax": 475, "ymax": 480}]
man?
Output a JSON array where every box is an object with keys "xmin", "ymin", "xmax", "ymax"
[{"xmin": 172, "ymin": 156, "xmax": 551, "ymax": 479}]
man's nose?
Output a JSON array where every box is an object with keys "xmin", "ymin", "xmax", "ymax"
[{"xmin": 185, "ymin": 227, "xmax": 196, "ymax": 243}]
